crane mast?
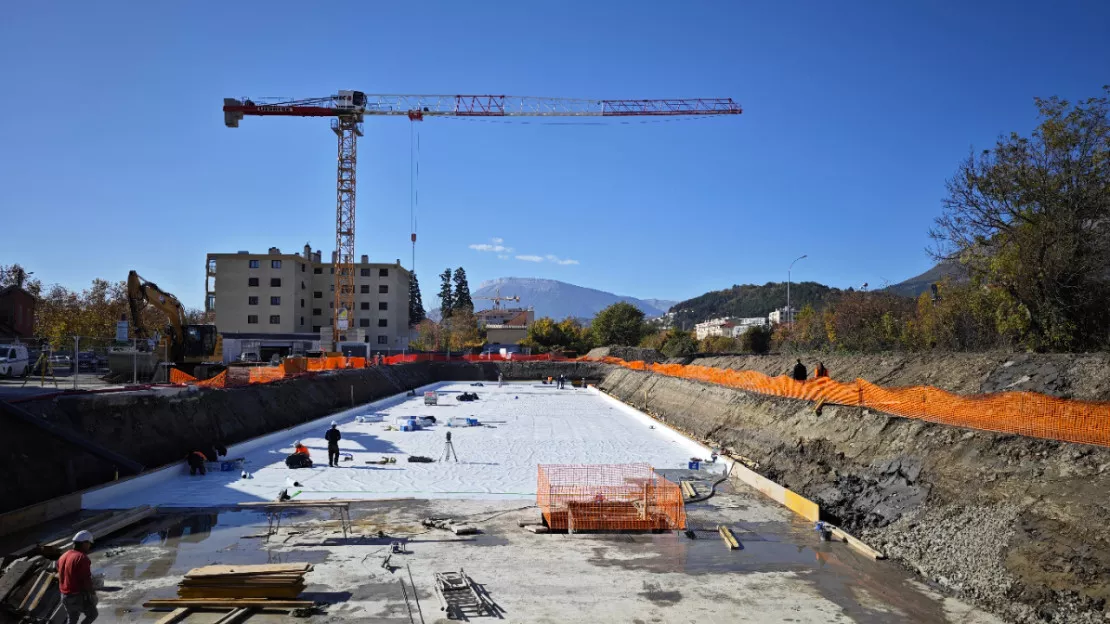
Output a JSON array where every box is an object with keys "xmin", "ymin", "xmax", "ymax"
[{"xmin": 222, "ymin": 91, "xmax": 741, "ymax": 346}]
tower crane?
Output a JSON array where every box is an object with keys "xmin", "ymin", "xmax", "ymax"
[
  {"xmin": 222, "ymin": 92, "xmax": 742, "ymax": 345},
  {"xmin": 474, "ymin": 286, "xmax": 521, "ymax": 310}
]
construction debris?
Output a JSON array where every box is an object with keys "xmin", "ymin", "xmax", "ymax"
[
  {"xmin": 176, "ymin": 563, "xmax": 313, "ymax": 600},
  {"xmin": 718, "ymin": 525, "xmax": 741, "ymax": 550},
  {"xmin": 433, "ymin": 569, "xmax": 500, "ymax": 620}
]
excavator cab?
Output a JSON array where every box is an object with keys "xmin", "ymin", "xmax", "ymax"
[{"xmin": 183, "ymin": 325, "xmax": 219, "ymax": 359}]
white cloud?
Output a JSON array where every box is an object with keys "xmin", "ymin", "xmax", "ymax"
[
  {"xmin": 545, "ymin": 254, "xmax": 579, "ymax": 265},
  {"xmin": 516, "ymin": 255, "xmax": 545, "ymax": 262},
  {"xmin": 469, "ymin": 239, "xmax": 512, "ymax": 253},
  {"xmin": 491, "ymin": 237, "xmax": 503, "ymax": 244}
]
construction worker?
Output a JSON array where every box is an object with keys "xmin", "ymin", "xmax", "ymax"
[
  {"xmin": 497, "ymin": 371, "xmax": 503, "ymax": 388},
  {"xmin": 58, "ymin": 530, "xmax": 98, "ymax": 623},
  {"xmin": 293, "ymin": 441, "xmax": 310, "ymax": 457},
  {"xmin": 792, "ymin": 359, "xmax": 808, "ymax": 382},
  {"xmin": 815, "ymin": 362, "xmax": 829, "ymax": 378},
  {"xmin": 186, "ymin": 450, "xmax": 207, "ymax": 476},
  {"xmin": 325, "ymin": 421, "xmax": 342, "ymax": 467}
]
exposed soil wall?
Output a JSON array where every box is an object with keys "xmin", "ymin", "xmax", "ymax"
[
  {"xmin": 0, "ymin": 361, "xmax": 610, "ymax": 515},
  {"xmin": 600, "ymin": 368, "xmax": 1110, "ymax": 623},
  {"xmin": 683, "ymin": 352, "xmax": 1110, "ymax": 400}
]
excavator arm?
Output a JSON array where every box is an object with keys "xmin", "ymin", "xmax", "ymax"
[{"xmin": 127, "ymin": 270, "xmax": 187, "ymax": 360}]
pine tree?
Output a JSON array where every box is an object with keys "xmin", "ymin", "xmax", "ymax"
[
  {"xmin": 452, "ymin": 267, "xmax": 473, "ymax": 314},
  {"xmin": 408, "ymin": 272, "xmax": 426, "ymax": 326},
  {"xmin": 438, "ymin": 269, "xmax": 455, "ymax": 319}
]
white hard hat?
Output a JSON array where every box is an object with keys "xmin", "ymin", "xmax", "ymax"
[
  {"xmin": 294, "ymin": 440, "xmax": 302, "ymax": 446},
  {"xmin": 73, "ymin": 530, "xmax": 94, "ymax": 544},
  {"xmin": 330, "ymin": 421, "xmax": 337, "ymax": 426}
]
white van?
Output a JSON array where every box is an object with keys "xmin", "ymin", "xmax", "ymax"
[{"xmin": 0, "ymin": 344, "xmax": 30, "ymax": 377}]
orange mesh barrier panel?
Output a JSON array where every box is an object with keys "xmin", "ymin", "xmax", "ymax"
[
  {"xmin": 248, "ymin": 367, "xmax": 285, "ymax": 384},
  {"xmin": 306, "ymin": 358, "xmax": 327, "ymax": 372},
  {"xmin": 595, "ymin": 358, "xmax": 1110, "ymax": 448},
  {"xmin": 168, "ymin": 368, "xmax": 197, "ymax": 385},
  {"xmin": 282, "ymin": 358, "xmax": 306, "ymax": 375},
  {"xmin": 194, "ymin": 370, "xmax": 226, "ymax": 389},
  {"xmin": 348, "ymin": 357, "xmax": 366, "ymax": 368},
  {"xmin": 537, "ymin": 464, "xmax": 686, "ymax": 531}
]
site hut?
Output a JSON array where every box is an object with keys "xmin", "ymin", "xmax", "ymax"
[{"xmin": 205, "ymin": 244, "xmax": 410, "ymax": 361}]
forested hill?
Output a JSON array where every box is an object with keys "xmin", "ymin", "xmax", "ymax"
[{"xmin": 670, "ymin": 281, "xmax": 840, "ymax": 328}]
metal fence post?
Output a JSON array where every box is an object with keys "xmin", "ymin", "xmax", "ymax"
[
  {"xmin": 73, "ymin": 335, "xmax": 80, "ymax": 390},
  {"xmin": 132, "ymin": 340, "xmax": 138, "ymax": 385}
]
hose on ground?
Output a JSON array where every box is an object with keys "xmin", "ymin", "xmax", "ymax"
[{"xmin": 686, "ymin": 462, "xmax": 735, "ymax": 504}]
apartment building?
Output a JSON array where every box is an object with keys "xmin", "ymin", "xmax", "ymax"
[{"xmin": 205, "ymin": 244, "xmax": 411, "ymax": 353}]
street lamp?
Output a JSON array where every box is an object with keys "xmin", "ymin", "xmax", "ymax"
[{"xmin": 787, "ymin": 255, "xmax": 807, "ymax": 325}]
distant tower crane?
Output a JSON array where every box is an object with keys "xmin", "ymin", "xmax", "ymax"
[{"xmin": 223, "ymin": 92, "xmax": 742, "ymax": 345}]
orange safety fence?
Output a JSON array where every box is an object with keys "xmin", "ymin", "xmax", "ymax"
[
  {"xmin": 595, "ymin": 357, "xmax": 1110, "ymax": 448},
  {"xmin": 168, "ymin": 368, "xmax": 197, "ymax": 385},
  {"xmin": 194, "ymin": 370, "xmax": 227, "ymax": 389},
  {"xmin": 537, "ymin": 464, "xmax": 686, "ymax": 531},
  {"xmin": 248, "ymin": 367, "xmax": 286, "ymax": 384}
]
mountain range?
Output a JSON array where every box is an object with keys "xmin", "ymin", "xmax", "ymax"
[{"xmin": 429, "ymin": 277, "xmax": 676, "ymax": 321}]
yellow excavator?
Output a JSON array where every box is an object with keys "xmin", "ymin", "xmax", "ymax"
[{"xmin": 127, "ymin": 271, "xmax": 222, "ymax": 372}]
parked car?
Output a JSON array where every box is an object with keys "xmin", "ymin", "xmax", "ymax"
[
  {"xmin": 0, "ymin": 344, "xmax": 30, "ymax": 377},
  {"xmin": 238, "ymin": 351, "xmax": 261, "ymax": 363},
  {"xmin": 77, "ymin": 351, "xmax": 101, "ymax": 370}
]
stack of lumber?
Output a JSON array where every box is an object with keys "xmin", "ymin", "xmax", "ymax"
[{"xmin": 178, "ymin": 563, "xmax": 313, "ymax": 600}]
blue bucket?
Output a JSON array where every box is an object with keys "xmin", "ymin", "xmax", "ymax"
[{"xmin": 688, "ymin": 460, "xmax": 700, "ymax": 470}]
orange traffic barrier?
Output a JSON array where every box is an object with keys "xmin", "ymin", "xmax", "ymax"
[
  {"xmin": 595, "ymin": 357, "xmax": 1110, "ymax": 448},
  {"xmin": 537, "ymin": 464, "xmax": 686, "ymax": 531},
  {"xmin": 168, "ymin": 368, "xmax": 197, "ymax": 385}
]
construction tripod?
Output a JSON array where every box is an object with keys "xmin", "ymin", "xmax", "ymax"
[{"xmin": 441, "ymin": 432, "xmax": 458, "ymax": 463}]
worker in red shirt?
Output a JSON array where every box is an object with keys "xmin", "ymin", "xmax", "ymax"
[{"xmin": 58, "ymin": 530, "xmax": 98, "ymax": 623}]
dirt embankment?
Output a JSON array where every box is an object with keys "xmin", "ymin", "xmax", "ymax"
[
  {"xmin": 0, "ymin": 360, "xmax": 608, "ymax": 515},
  {"xmin": 600, "ymin": 368, "xmax": 1110, "ymax": 623},
  {"xmin": 682, "ymin": 352, "xmax": 1110, "ymax": 400}
]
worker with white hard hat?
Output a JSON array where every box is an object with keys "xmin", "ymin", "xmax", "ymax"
[
  {"xmin": 58, "ymin": 530, "xmax": 98, "ymax": 623},
  {"xmin": 325, "ymin": 420, "xmax": 342, "ymax": 467}
]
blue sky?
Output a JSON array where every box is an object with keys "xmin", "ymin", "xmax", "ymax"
[{"xmin": 2, "ymin": 1, "xmax": 1108, "ymax": 309}]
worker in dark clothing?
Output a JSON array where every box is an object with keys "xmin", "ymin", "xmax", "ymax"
[
  {"xmin": 186, "ymin": 451, "xmax": 207, "ymax": 476},
  {"xmin": 58, "ymin": 530, "xmax": 98, "ymax": 623},
  {"xmin": 325, "ymin": 420, "xmax": 342, "ymax": 467},
  {"xmin": 815, "ymin": 362, "xmax": 829, "ymax": 378},
  {"xmin": 792, "ymin": 359, "xmax": 808, "ymax": 382}
]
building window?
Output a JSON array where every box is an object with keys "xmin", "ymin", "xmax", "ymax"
[
  {"xmin": 248, "ymin": 296, "xmax": 258, "ymax": 305},
  {"xmin": 247, "ymin": 315, "xmax": 258, "ymax": 324},
  {"xmin": 301, "ymin": 281, "xmax": 305, "ymax": 290},
  {"xmin": 270, "ymin": 278, "xmax": 281, "ymax": 287},
  {"xmin": 271, "ymin": 260, "xmax": 281, "ymax": 269},
  {"xmin": 206, "ymin": 294, "xmax": 215, "ymax": 310},
  {"xmin": 378, "ymin": 318, "xmax": 388, "ymax": 327},
  {"xmin": 249, "ymin": 259, "xmax": 260, "ymax": 269},
  {"xmin": 300, "ymin": 299, "xmax": 305, "ymax": 308},
  {"xmin": 300, "ymin": 316, "xmax": 304, "ymax": 325},
  {"xmin": 360, "ymin": 268, "xmax": 370, "ymax": 277},
  {"xmin": 379, "ymin": 285, "xmax": 388, "ymax": 294},
  {"xmin": 270, "ymin": 296, "xmax": 281, "ymax": 305},
  {"xmin": 379, "ymin": 301, "xmax": 388, "ymax": 311},
  {"xmin": 329, "ymin": 284, "xmax": 334, "ymax": 291},
  {"xmin": 314, "ymin": 267, "xmax": 322, "ymax": 274},
  {"xmin": 359, "ymin": 318, "xmax": 370, "ymax": 327},
  {"xmin": 379, "ymin": 268, "xmax": 389, "ymax": 277},
  {"xmin": 313, "ymin": 291, "xmax": 322, "ymax": 299},
  {"xmin": 301, "ymin": 264, "xmax": 305, "ymax": 273},
  {"xmin": 330, "ymin": 267, "xmax": 334, "ymax": 274},
  {"xmin": 312, "ymin": 325, "xmax": 320, "ymax": 333},
  {"xmin": 313, "ymin": 308, "xmax": 322, "ymax": 316},
  {"xmin": 360, "ymin": 302, "xmax": 370, "ymax": 310},
  {"xmin": 377, "ymin": 335, "xmax": 388, "ymax": 345},
  {"xmin": 269, "ymin": 315, "xmax": 280, "ymax": 324},
  {"xmin": 360, "ymin": 285, "xmax": 370, "ymax": 294},
  {"xmin": 329, "ymin": 302, "xmax": 334, "ymax": 308},
  {"xmin": 248, "ymin": 277, "xmax": 259, "ymax": 287}
]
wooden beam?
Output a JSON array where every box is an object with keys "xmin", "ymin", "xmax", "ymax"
[
  {"xmin": 214, "ymin": 607, "xmax": 254, "ymax": 624},
  {"xmin": 0, "ymin": 556, "xmax": 44, "ymax": 603},
  {"xmin": 144, "ymin": 599, "xmax": 313, "ymax": 609},
  {"xmin": 718, "ymin": 525, "xmax": 740, "ymax": 550},
  {"xmin": 827, "ymin": 524, "xmax": 886, "ymax": 560}
]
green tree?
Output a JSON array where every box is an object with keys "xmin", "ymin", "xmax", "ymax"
[
  {"xmin": 591, "ymin": 302, "xmax": 645, "ymax": 347},
  {"xmin": 438, "ymin": 269, "xmax": 454, "ymax": 319},
  {"xmin": 660, "ymin": 328, "xmax": 698, "ymax": 357},
  {"xmin": 408, "ymin": 272, "xmax": 426, "ymax": 326},
  {"xmin": 452, "ymin": 267, "xmax": 473, "ymax": 314},
  {"xmin": 699, "ymin": 335, "xmax": 740, "ymax": 353},
  {"xmin": 738, "ymin": 325, "xmax": 772, "ymax": 354},
  {"xmin": 409, "ymin": 319, "xmax": 442, "ymax": 351},
  {"xmin": 931, "ymin": 87, "xmax": 1110, "ymax": 350}
]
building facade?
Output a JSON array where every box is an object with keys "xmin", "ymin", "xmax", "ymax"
[
  {"xmin": 0, "ymin": 285, "xmax": 35, "ymax": 340},
  {"xmin": 206, "ymin": 245, "xmax": 410, "ymax": 349},
  {"xmin": 767, "ymin": 307, "xmax": 795, "ymax": 325}
]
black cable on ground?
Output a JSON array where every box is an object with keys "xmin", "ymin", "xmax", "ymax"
[{"xmin": 686, "ymin": 463, "xmax": 735, "ymax": 504}]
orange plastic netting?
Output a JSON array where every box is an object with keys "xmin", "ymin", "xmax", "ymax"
[
  {"xmin": 168, "ymin": 368, "xmax": 197, "ymax": 385},
  {"xmin": 598, "ymin": 357, "xmax": 1110, "ymax": 447},
  {"xmin": 193, "ymin": 370, "xmax": 227, "ymax": 389},
  {"xmin": 537, "ymin": 464, "xmax": 686, "ymax": 531}
]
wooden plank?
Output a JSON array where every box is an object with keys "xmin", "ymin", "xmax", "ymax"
[
  {"xmin": 16, "ymin": 570, "xmax": 50, "ymax": 611},
  {"xmin": 717, "ymin": 525, "xmax": 740, "ymax": 550},
  {"xmin": 214, "ymin": 607, "xmax": 254, "ymax": 624},
  {"xmin": 154, "ymin": 607, "xmax": 194, "ymax": 624},
  {"xmin": 25, "ymin": 573, "xmax": 55, "ymax": 612},
  {"xmin": 185, "ymin": 563, "xmax": 311, "ymax": 577},
  {"xmin": 827, "ymin": 524, "xmax": 886, "ymax": 560},
  {"xmin": 144, "ymin": 598, "xmax": 313, "ymax": 609},
  {"xmin": 0, "ymin": 556, "xmax": 44, "ymax": 603}
]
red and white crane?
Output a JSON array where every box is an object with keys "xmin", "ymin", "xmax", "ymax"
[{"xmin": 222, "ymin": 91, "xmax": 742, "ymax": 344}]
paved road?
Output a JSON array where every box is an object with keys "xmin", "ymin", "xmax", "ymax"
[{"xmin": 0, "ymin": 371, "xmax": 123, "ymax": 401}]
